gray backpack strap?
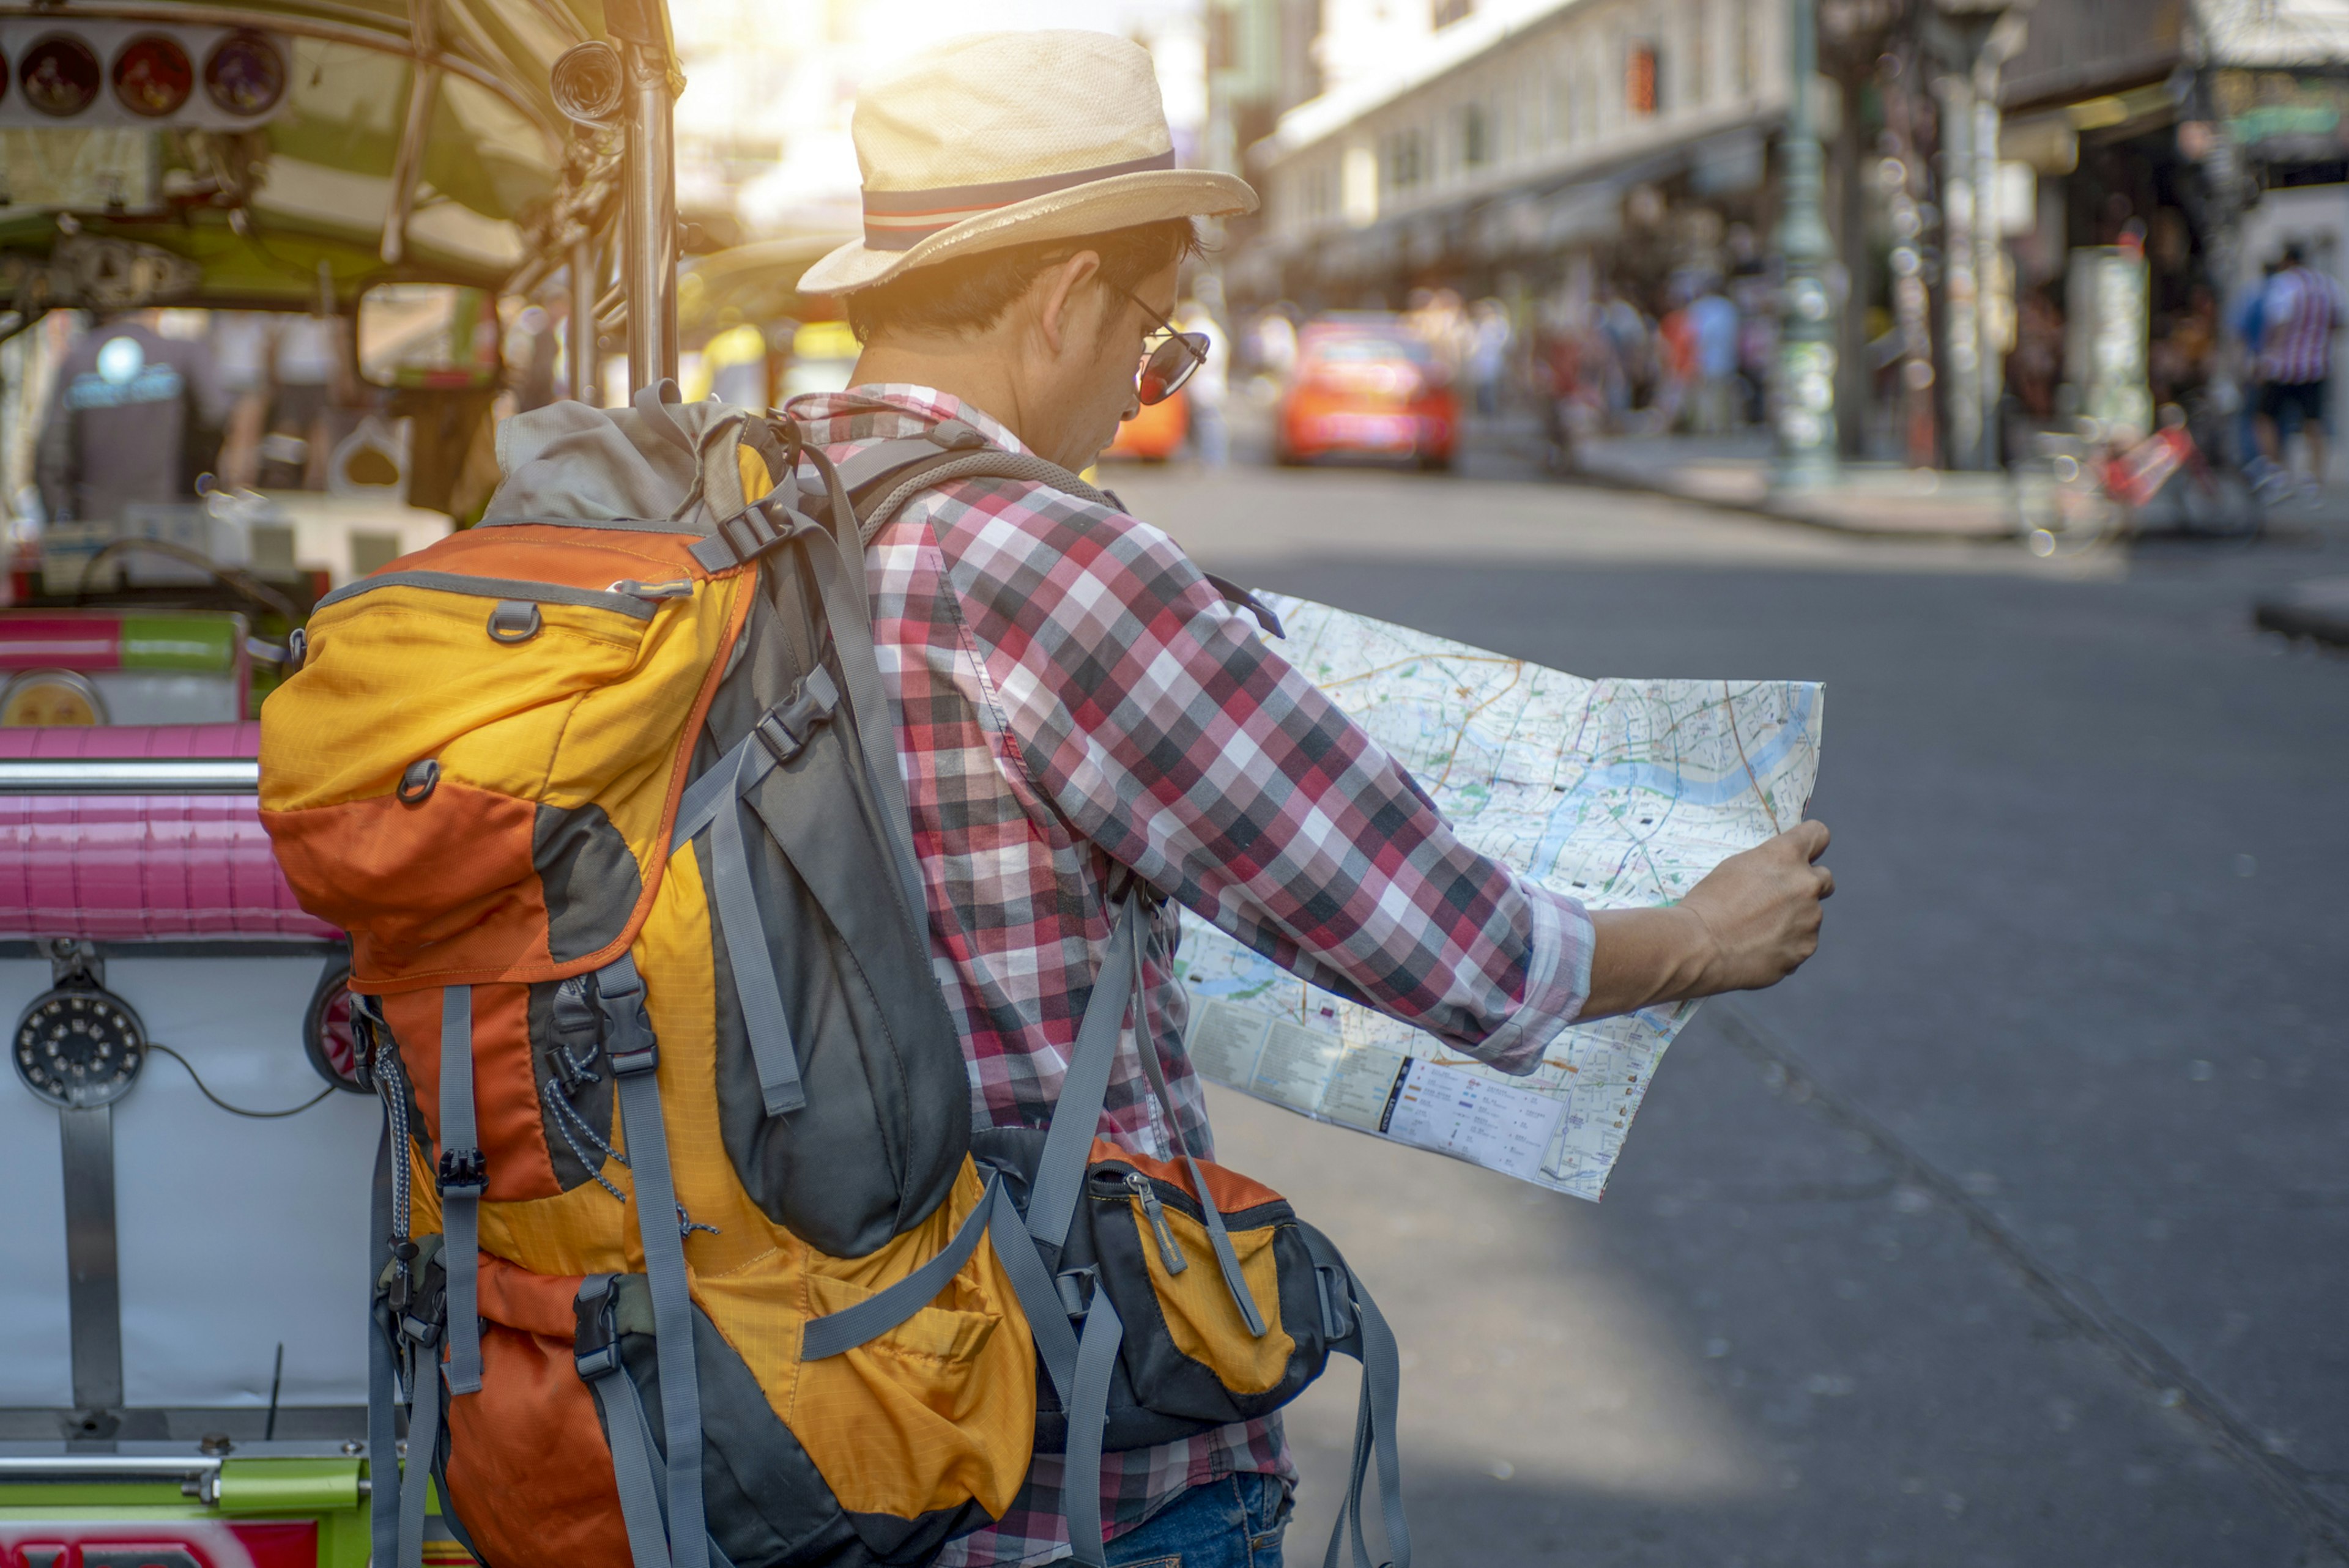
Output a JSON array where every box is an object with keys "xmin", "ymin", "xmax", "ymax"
[
  {"xmin": 368, "ymin": 1117, "xmax": 403, "ymax": 1568},
  {"xmin": 436, "ymin": 985, "xmax": 485, "ymax": 1396},
  {"xmin": 576, "ymin": 1273, "xmax": 674, "ymax": 1568},
  {"xmin": 598, "ymin": 954, "xmax": 710, "ymax": 1568},
  {"xmin": 1296, "ymin": 1224, "xmax": 1409, "ymax": 1568},
  {"xmin": 798, "ymin": 1171, "xmax": 998, "ymax": 1361},
  {"xmin": 1059, "ymin": 1287, "xmax": 1127, "ymax": 1568},
  {"xmin": 1022, "ymin": 898, "xmax": 1145, "ymax": 1252},
  {"xmin": 853, "ymin": 448, "xmax": 1112, "ymax": 545},
  {"xmin": 1120, "ymin": 908, "xmax": 1266, "ymax": 1337}
]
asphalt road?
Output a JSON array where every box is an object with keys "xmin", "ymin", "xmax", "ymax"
[{"xmin": 1102, "ymin": 434, "xmax": 2349, "ymax": 1568}]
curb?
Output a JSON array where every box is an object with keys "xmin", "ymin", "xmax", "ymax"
[{"xmin": 1561, "ymin": 460, "xmax": 2025, "ymax": 544}]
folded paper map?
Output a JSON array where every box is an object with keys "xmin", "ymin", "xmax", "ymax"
[{"xmin": 1179, "ymin": 594, "xmax": 1824, "ymax": 1200}]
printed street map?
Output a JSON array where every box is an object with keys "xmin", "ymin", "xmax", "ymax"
[{"xmin": 1178, "ymin": 594, "xmax": 1825, "ymax": 1200}]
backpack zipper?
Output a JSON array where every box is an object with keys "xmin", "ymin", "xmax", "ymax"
[
  {"xmin": 608, "ymin": 578, "xmax": 695, "ymax": 599},
  {"xmin": 315, "ymin": 570, "xmax": 660, "ymax": 620},
  {"xmin": 1126, "ymin": 1170, "xmax": 1189, "ymax": 1274}
]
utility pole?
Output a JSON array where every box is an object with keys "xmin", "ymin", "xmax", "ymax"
[
  {"xmin": 1772, "ymin": 0, "xmax": 1839, "ymax": 492},
  {"xmin": 1930, "ymin": 0, "xmax": 2032, "ymax": 470}
]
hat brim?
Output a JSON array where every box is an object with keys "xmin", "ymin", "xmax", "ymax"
[{"xmin": 798, "ymin": 168, "xmax": 1258, "ymax": 296}]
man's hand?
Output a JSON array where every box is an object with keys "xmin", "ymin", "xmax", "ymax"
[{"xmin": 1582, "ymin": 821, "xmax": 1833, "ymax": 1019}]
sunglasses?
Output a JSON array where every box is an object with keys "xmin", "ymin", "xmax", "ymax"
[{"xmin": 1120, "ymin": 287, "xmax": 1210, "ymax": 405}]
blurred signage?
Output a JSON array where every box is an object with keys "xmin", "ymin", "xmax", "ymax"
[
  {"xmin": 2210, "ymin": 68, "xmax": 2349, "ymax": 153},
  {"xmin": 1626, "ymin": 44, "xmax": 1657, "ymax": 117},
  {"xmin": 0, "ymin": 1521, "xmax": 317, "ymax": 1567}
]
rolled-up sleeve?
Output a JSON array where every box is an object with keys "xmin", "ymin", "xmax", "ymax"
[{"xmin": 928, "ymin": 483, "xmax": 1593, "ymax": 1075}]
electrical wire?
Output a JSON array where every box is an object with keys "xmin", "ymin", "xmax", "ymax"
[{"xmin": 147, "ymin": 1041, "xmax": 336, "ymax": 1119}]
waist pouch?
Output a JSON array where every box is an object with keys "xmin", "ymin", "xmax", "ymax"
[{"xmin": 804, "ymin": 895, "xmax": 1408, "ymax": 1568}]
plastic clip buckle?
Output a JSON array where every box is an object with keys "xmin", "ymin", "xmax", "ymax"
[
  {"xmin": 437, "ymin": 1147, "xmax": 487, "ymax": 1197},
  {"xmin": 596, "ymin": 972, "xmax": 659, "ymax": 1079},
  {"xmin": 574, "ymin": 1281, "xmax": 622, "ymax": 1382},
  {"xmin": 1054, "ymin": 1267, "xmax": 1096, "ymax": 1321},
  {"xmin": 1314, "ymin": 1265, "xmax": 1354, "ymax": 1342},
  {"xmin": 718, "ymin": 498, "xmax": 802, "ymax": 564},
  {"xmin": 753, "ymin": 667, "xmax": 840, "ymax": 766}
]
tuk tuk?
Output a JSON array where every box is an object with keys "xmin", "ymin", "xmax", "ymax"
[{"xmin": 1, "ymin": 2, "xmax": 688, "ymax": 1560}]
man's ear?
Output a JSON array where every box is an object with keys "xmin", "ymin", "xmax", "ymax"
[{"xmin": 1034, "ymin": 250, "xmax": 1105, "ymax": 358}]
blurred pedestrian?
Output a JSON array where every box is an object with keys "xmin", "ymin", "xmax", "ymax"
[
  {"xmin": 37, "ymin": 310, "xmax": 228, "ymax": 529},
  {"xmin": 1174, "ymin": 298, "xmax": 1229, "ymax": 468},
  {"xmin": 262, "ymin": 314, "xmax": 339, "ymax": 489},
  {"xmin": 1252, "ymin": 308, "xmax": 1297, "ymax": 382},
  {"xmin": 1688, "ymin": 281, "xmax": 1740, "ymax": 434},
  {"xmin": 2254, "ymin": 242, "xmax": 2343, "ymax": 500},
  {"xmin": 1467, "ymin": 298, "xmax": 1511, "ymax": 417}
]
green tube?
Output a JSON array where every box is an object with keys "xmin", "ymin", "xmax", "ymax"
[
  {"xmin": 212, "ymin": 1457, "xmax": 365, "ymax": 1514},
  {"xmin": 120, "ymin": 614, "xmax": 241, "ymax": 673}
]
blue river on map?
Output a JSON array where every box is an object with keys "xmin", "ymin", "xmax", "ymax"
[{"xmin": 1524, "ymin": 682, "xmax": 1817, "ymax": 884}]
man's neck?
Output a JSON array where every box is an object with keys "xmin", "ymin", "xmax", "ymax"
[{"xmin": 850, "ymin": 340, "xmax": 1034, "ymax": 455}]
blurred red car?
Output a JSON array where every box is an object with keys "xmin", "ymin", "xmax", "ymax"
[
  {"xmin": 1104, "ymin": 386, "xmax": 1188, "ymax": 461},
  {"xmin": 1276, "ymin": 316, "xmax": 1457, "ymax": 470}
]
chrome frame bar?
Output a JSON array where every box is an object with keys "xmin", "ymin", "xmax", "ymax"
[
  {"xmin": 568, "ymin": 235, "xmax": 601, "ymax": 404},
  {"xmin": 620, "ymin": 36, "xmax": 678, "ymax": 391},
  {"xmin": 0, "ymin": 760, "xmax": 261, "ymax": 794},
  {"xmin": 379, "ymin": 0, "xmax": 442, "ymax": 265}
]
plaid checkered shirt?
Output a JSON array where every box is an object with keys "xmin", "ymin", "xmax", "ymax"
[{"xmin": 789, "ymin": 385, "xmax": 1597, "ymax": 1566}]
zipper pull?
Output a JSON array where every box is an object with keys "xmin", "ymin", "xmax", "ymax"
[
  {"xmin": 1126, "ymin": 1170, "xmax": 1188, "ymax": 1274},
  {"xmin": 609, "ymin": 578, "xmax": 694, "ymax": 599}
]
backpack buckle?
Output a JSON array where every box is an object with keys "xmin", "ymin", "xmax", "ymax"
[
  {"xmin": 1054, "ymin": 1266, "xmax": 1096, "ymax": 1321},
  {"xmin": 703, "ymin": 497, "xmax": 809, "ymax": 568},
  {"xmin": 753, "ymin": 667, "xmax": 841, "ymax": 766},
  {"xmin": 437, "ymin": 1147, "xmax": 487, "ymax": 1197},
  {"xmin": 594, "ymin": 961, "xmax": 659, "ymax": 1078},
  {"xmin": 573, "ymin": 1276, "xmax": 623, "ymax": 1382}
]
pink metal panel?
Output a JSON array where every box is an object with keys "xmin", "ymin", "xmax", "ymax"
[{"xmin": 0, "ymin": 722, "xmax": 338, "ymax": 941}]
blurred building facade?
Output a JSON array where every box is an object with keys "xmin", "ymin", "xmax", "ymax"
[{"xmin": 1236, "ymin": 0, "xmax": 2349, "ymax": 467}]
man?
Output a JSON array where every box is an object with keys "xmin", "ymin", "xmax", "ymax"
[
  {"xmin": 37, "ymin": 311, "xmax": 225, "ymax": 530},
  {"xmin": 794, "ymin": 32, "xmax": 1834, "ymax": 1567},
  {"xmin": 2255, "ymin": 242, "xmax": 2343, "ymax": 500}
]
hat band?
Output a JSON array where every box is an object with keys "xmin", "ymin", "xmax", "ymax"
[{"xmin": 860, "ymin": 150, "xmax": 1178, "ymax": 251}]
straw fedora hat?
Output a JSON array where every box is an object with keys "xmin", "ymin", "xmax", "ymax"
[{"xmin": 798, "ymin": 31, "xmax": 1257, "ymax": 297}]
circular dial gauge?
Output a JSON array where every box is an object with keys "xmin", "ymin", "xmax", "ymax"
[{"xmin": 15, "ymin": 986, "xmax": 146, "ymax": 1108}]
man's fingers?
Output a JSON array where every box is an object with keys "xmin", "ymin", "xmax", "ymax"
[
  {"xmin": 1814, "ymin": 865, "xmax": 1835, "ymax": 900},
  {"xmin": 1792, "ymin": 818, "xmax": 1831, "ymax": 860}
]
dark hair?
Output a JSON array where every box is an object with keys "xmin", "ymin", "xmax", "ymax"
[
  {"xmin": 845, "ymin": 218, "xmax": 1200, "ymax": 344},
  {"xmin": 2282, "ymin": 242, "xmax": 2306, "ymax": 267}
]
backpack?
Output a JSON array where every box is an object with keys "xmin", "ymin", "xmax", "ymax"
[{"xmin": 258, "ymin": 388, "xmax": 1404, "ymax": 1568}]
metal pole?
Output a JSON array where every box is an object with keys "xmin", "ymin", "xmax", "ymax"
[
  {"xmin": 620, "ymin": 39, "xmax": 678, "ymax": 392},
  {"xmin": 567, "ymin": 235, "xmax": 599, "ymax": 404},
  {"xmin": 1937, "ymin": 72, "xmax": 1983, "ymax": 468},
  {"xmin": 1973, "ymin": 63, "xmax": 2007, "ymax": 470},
  {"xmin": 1772, "ymin": 0, "xmax": 1839, "ymax": 490}
]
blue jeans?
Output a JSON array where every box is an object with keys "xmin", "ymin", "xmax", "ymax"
[{"xmin": 1106, "ymin": 1472, "xmax": 1290, "ymax": 1567}]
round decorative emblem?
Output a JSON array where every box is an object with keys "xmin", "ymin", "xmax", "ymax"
[
  {"xmin": 113, "ymin": 35, "xmax": 194, "ymax": 119},
  {"xmin": 20, "ymin": 35, "xmax": 102, "ymax": 118},
  {"xmin": 0, "ymin": 668, "xmax": 106, "ymax": 727},
  {"xmin": 203, "ymin": 32, "xmax": 284, "ymax": 117},
  {"xmin": 15, "ymin": 985, "xmax": 147, "ymax": 1109}
]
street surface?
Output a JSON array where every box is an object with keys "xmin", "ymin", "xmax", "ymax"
[{"xmin": 1102, "ymin": 421, "xmax": 2349, "ymax": 1567}]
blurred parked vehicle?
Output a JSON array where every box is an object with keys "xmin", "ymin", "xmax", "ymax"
[
  {"xmin": 1276, "ymin": 316, "xmax": 1458, "ymax": 470},
  {"xmin": 1104, "ymin": 388, "xmax": 1189, "ymax": 462},
  {"xmin": 782, "ymin": 319, "xmax": 863, "ymax": 401}
]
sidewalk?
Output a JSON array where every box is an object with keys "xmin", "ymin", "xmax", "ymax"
[{"xmin": 1570, "ymin": 432, "xmax": 2024, "ymax": 541}]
